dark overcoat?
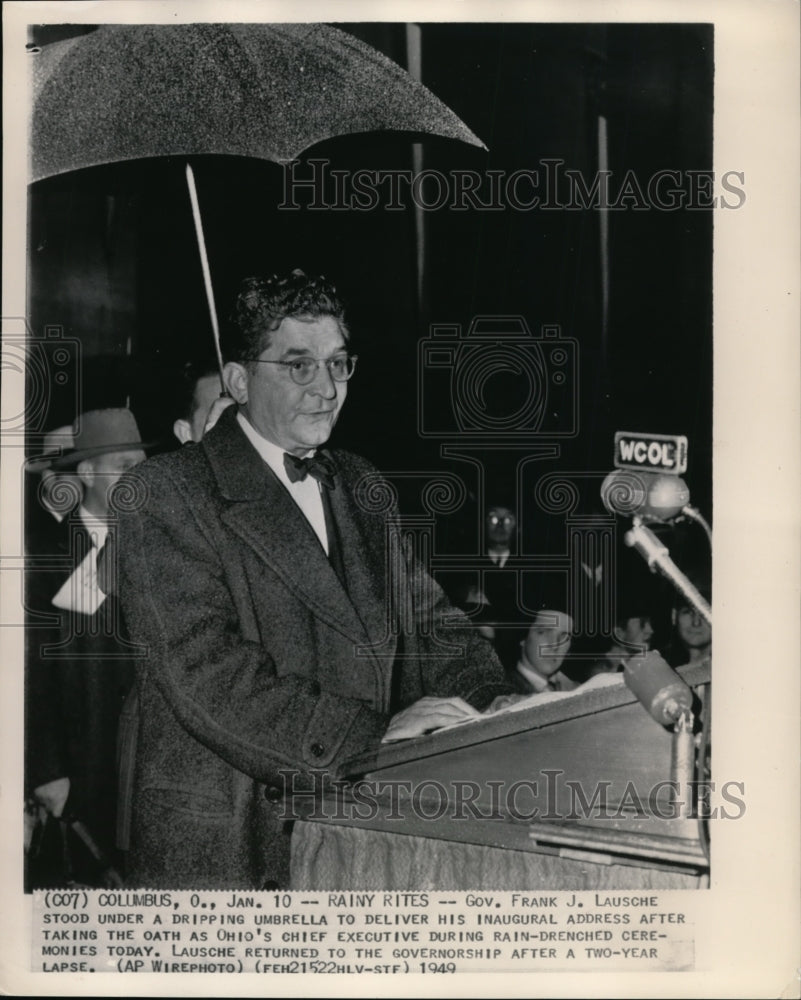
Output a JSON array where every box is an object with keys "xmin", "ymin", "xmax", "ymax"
[
  {"xmin": 116, "ymin": 408, "xmax": 508, "ymax": 889},
  {"xmin": 25, "ymin": 510, "xmax": 135, "ymax": 858}
]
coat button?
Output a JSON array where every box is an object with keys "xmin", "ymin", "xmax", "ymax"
[
  {"xmin": 264, "ymin": 784, "xmax": 282, "ymax": 803},
  {"xmin": 310, "ymin": 742, "xmax": 325, "ymax": 758},
  {"xmin": 262, "ymin": 880, "xmax": 280, "ymax": 891}
]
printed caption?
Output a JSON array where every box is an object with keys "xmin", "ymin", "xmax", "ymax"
[{"xmin": 33, "ymin": 889, "xmax": 694, "ymax": 973}]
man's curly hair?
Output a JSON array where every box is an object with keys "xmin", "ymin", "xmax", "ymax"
[{"xmin": 225, "ymin": 269, "xmax": 349, "ymax": 365}]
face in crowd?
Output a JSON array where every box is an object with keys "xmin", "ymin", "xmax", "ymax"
[
  {"xmin": 486, "ymin": 506, "xmax": 517, "ymax": 550},
  {"xmin": 174, "ymin": 373, "xmax": 223, "ymax": 445},
  {"xmin": 40, "ymin": 465, "xmax": 81, "ymax": 517},
  {"xmin": 674, "ymin": 605, "xmax": 712, "ymax": 652},
  {"xmin": 614, "ymin": 616, "xmax": 654, "ymax": 652},
  {"xmin": 77, "ymin": 449, "xmax": 147, "ymax": 517},
  {"xmin": 523, "ymin": 610, "xmax": 573, "ymax": 677}
]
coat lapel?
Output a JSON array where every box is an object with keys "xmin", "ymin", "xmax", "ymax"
[
  {"xmin": 326, "ymin": 461, "xmax": 393, "ymax": 656},
  {"xmin": 203, "ymin": 409, "xmax": 380, "ymax": 649}
]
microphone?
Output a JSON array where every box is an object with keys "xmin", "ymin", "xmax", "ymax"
[
  {"xmin": 600, "ymin": 469, "xmax": 712, "ymax": 626},
  {"xmin": 601, "ymin": 469, "xmax": 690, "ymax": 523},
  {"xmin": 623, "ymin": 521, "xmax": 712, "ymax": 624},
  {"xmin": 623, "ymin": 650, "xmax": 694, "ymax": 725}
]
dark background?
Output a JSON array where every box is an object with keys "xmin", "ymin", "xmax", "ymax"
[{"xmin": 27, "ymin": 22, "xmax": 713, "ymax": 577}]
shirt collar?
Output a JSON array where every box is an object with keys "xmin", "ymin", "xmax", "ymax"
[
  {"xmin": 516, "ymin": 659, "xmax": 565, "ymax": 693},
  {"xmin": 78, "ymin": 506, "xmax": 108, "ymax": 549},
  {"xmin": 236, "ymin": 411, "xmax": 315, "ymax": 481}
]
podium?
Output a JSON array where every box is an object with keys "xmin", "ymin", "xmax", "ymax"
[{"xmin": 290, "ymin": 662, "xmax": 711, "ymax": 890}]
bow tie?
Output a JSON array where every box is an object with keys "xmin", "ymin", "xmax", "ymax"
[{"xmin": 283, "ymin": 452, "xmax": 336, "ymax": 490}]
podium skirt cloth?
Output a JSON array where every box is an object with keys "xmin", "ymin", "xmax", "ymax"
[{"xmin": 290, "ymin": 821, "xmax": 703, "ymax": 891}]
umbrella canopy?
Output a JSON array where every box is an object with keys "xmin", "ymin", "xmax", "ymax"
[{"xmin": 30, "ymin": 22, "xmax": 486, "ymax": 182}]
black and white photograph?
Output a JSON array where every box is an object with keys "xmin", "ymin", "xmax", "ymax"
[{"xmin": 1, "ymin": 1, "xmax": 798, "ymax": 996}]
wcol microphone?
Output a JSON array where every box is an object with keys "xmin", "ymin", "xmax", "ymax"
[
  {"xmin": 600, "ymin": 469, "xmax": 690, "ymax": 522},
  {"xmin": 624, "ymin": 650, "xmax": 694, "ymax": 725},
  {"xmin": 600, "ymin": 469, "xmax": 712, "ymax": 626}
]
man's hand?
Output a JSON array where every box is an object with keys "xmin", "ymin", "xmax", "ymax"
[
  {"xmin": 382, "ymin": 696, "xmax": 481, "ymax": 742},
  {"xmin": 484, "ymin": 692, "xmax": 529, "ymax": 713}
]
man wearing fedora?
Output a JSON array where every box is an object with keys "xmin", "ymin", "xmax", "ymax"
[
  {"xmin": 115, "ymin": 270, "xmax": 511, "ymax": 889},
  {"xmin": 26, "ymin": 425, "xmax": 80, "ymax": 527},
  {"xmin": 25, "ymin": 408, "xmax": 149, "ymax": 879}
]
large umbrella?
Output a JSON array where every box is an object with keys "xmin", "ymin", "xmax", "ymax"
[
  {"xmin": 30, "ymin": 22, "xmax": 485, "ymax": 372},
  {"xmin": 30, "ymin": 22, "xmax": 485, "ymax": 182}
]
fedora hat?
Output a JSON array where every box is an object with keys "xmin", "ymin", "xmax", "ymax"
[
  {"xmin": 27, "ymin": 424, "xmax": 76, "ymax": 473},
  {"xmin": 49, "ymin": 408, "xmax": 151, "ymax": 469}
]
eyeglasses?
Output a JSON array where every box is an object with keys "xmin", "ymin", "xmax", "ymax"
[{"xmin": 252, "ymin": 354, "xmax": 358, "ymax": 386}]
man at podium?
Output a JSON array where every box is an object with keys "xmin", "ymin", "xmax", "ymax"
[{"xmin": 115, "ymin": 270, "xmax": 511, "ymax": 890}]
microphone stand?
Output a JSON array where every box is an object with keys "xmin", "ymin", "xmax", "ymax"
[
  {"xmin": 624, "ymin": 516, "xmax": 712, "ymax": 625},
  {"xmin": 680, "ymin": 504, "xmax": 713, "ymax": 546}
]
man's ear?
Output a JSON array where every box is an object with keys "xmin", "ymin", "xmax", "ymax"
[
  {"xmin": 223, "ymin": 362, "xmax": 248, "ymax": 405},
  {"xmin": 75, "ymin": 458, "xmax": 95, "ymax": 490},
  {"xmin": 173, "ymin": 419, "xmax": 193, "ymax": 445},
  {"xmin": 671, "ymin": 608, "xmax": 678, "ymax": 627}
]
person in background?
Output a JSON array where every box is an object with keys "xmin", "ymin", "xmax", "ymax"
[
  {"xmin": 173, "ymin": 362, "xmax": 230, "ymax": 445},
  {"xmin": 28, "ymin": 425, "xmax": 81, "ymax": 525},
  {"xmin": 453, "ymin": 500, "xmax": 588, "ymax": 695},
  {"xmin": 573, "ymin": 551, "xmax": 660, "ymax": 683},
  {"xmin": 24, "ymin": 425, "xmax": 82, "ymax": 860},
  {"xmin": 663, "ymin": 590, "xmax": 712, "ymax": 668},
  {"xmin": 25, "ymin": 409, "xmax": 149, "ymax": 882},
  {"xmin": 25, "ymin": 426, "xmax": 84, "ymax": 598},
  {"xmin": 509, "ymin": 608, "xmax": 577, "ymax": 694},
  {"xmin": 484, "ymin": 503, "xmax": 517, "ymax": 569},
  {"xmin": 456, "ymin": 500, "xmax": 531, "ymax": 671},
  {"xmin": 585, "ymin": 606, "xmax": 655, "ymax": 678}
]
